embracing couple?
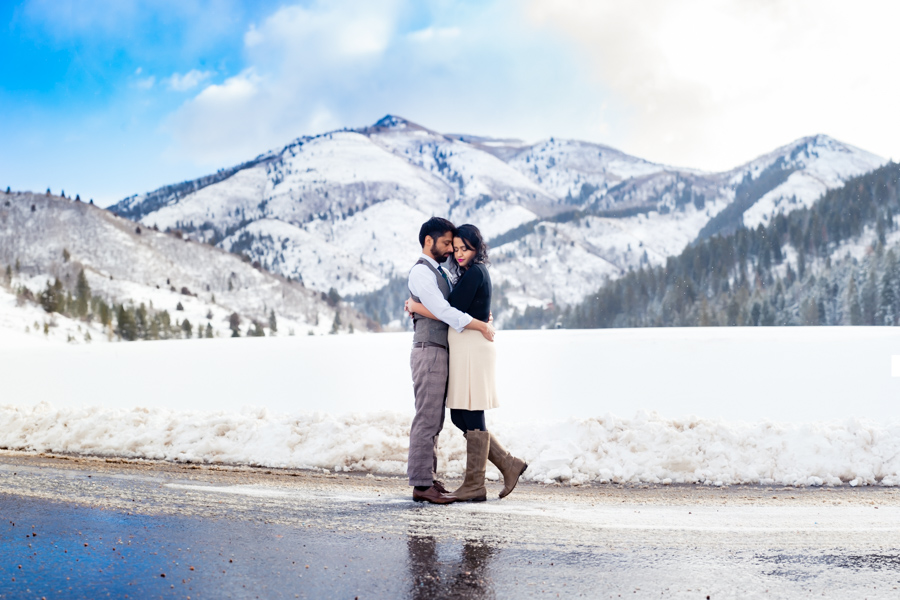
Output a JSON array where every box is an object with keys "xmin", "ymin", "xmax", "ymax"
[{"xmin": 405, "ymin": 217, "xmax": 527, "ymax": 505}]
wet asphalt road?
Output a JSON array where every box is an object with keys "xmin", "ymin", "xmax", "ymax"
[{"xmin": 3, "ymin": 451, "xmax": 900, "ymax": 599}]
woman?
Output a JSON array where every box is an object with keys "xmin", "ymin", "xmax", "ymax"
[{"xmin": 406, "ymin": 224, "xmax": 527, "ymax": 502}]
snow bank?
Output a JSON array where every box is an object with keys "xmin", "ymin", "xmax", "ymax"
[{"xmin": 4, "ymin": 402, "xmax": 900, "ymax": 487}]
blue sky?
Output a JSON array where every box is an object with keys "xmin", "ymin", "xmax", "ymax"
[{"xmin": 2, "ymin": 0, "xmax": 899, "ymax": 206}]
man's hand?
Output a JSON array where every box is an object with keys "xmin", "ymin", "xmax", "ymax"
[
  {"xmin": 404, "ymin": 298, "xmax": 412, "ymax": 318},
  {"xmin": 488, "ymin": 311, "xmax": 493, "ymax": 323},
  {"xmin": 464, "ymin": 318, "xmax": 494, "ymax": 341},
  {"xmin": 477, "ymin": 320, "xmax": 495, "ymax": 342}
]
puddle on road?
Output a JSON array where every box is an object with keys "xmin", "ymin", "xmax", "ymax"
[{"xmin": 759, "ymin": 551, "xmax": 900, "ymax": 583}]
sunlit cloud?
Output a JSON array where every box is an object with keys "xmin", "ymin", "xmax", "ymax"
[
  {"xmin": 527, "ymin": 0, "xmax": 900, "ymax": 169},
  {"xmin": 165, "ymin": 69, "xmax": 214, "ymax": 91}
]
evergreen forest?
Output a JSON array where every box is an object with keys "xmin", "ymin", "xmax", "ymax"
[{"xmin": 505, "ymin": 162, "xmax": 900, "ymax": 329}]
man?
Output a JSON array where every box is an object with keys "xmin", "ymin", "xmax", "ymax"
[{"xmin": 406, "ymin": 217, "xmax": 495, "ymax": 504}]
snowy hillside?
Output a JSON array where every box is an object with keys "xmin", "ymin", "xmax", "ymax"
[
  {"xmin": 734, "ymin": 135, "xmax": 887, "ymax": 228},
  {"xmin": 503, "ymin": 137, "xmax": 666, "ymax": 202},
  {"xmin": 111, "ymin": 116, "xmax": 886, "ymax": 319},
  {"xmin": 0, "ymin": 190, "xmax": 373, "ymax": 343}
]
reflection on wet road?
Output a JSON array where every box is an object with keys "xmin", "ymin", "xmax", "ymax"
[
  {"xmin": 3, "ymin": 452, "xmax": 900, "ymax": 598},
  {"xmin": 407, "ymin": 536, "xmax": 496, "ymax": 600}
]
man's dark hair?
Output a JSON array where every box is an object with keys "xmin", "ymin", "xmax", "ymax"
[{"xmin": 418, "ymin": 217, "xmax": 455, "ymax": 247}]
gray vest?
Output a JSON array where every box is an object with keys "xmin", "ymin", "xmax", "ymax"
[{"xmin": 410, "ymin": 258, "xmax": 451, "ymax": 346}]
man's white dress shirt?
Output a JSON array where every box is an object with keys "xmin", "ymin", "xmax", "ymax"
[{"xmin": 408, "ymin": 254, "xmax": 472, "ymax": 333}]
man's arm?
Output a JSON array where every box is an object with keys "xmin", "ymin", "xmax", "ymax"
[
  {"xmin": 405, "ymin": 296, "xmax": 494, "ymax": 341},
  {"xmin": 408, "ymin": 264, "xmax": 472, "ymax": 333}
]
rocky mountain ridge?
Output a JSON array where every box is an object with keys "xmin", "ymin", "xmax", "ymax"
[{"xmin": 110, "ymin": 116, "xmax": 887, "ymax": 324}]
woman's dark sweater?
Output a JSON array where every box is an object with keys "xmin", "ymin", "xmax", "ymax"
[{"xmin": 449, "ymin": 262, "xmax": 491, "ymax": 322}]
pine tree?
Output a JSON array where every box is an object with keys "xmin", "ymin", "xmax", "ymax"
[
  {"xmin": 75, "ymin": 269, "xmax": 90, "ymax": 317},
  {"xmin": 229, "ymin": 312, "xmax": 241, "ymax": 337},
  {"xmin": 880, "ymin": 272, "xmax": 896, "ymax": 325},
  {"xmin": 39, "ymin": 278, "xmax": 64, "ymax": 313},
  {"xmin": 4, "ymin": 265, "xmax": 10, "ymax": 285},
  {"xmin": 97, "ymin": 300, "xmax": 111, "ymax": 327},
  {"xmin": 159, "ymin": 311, "xmax": 172, "ymax": 338},
  {"xmin": 760, "ymin": 301, "xmax": 775, "ymax": 326},
  {"xmin": 750, "ymin": 302, "xmax": 761, "ymax": 326},
  {"xmin": 268, "ymin": 309, "xmax": 277, "ymax": 334},
  {"xmin": 136, "ymin": 303, "xmax": 149, "ymax": 338},
  {"xmin": 862, "ymin": 269, "xmax": 878, "ymax": 325},
  {"xmin": 847, "ymin": 276, "xmax": 862, "ymax": 325},
  {"xmin": 205, "ymin": 323, "xmax": 213, "ymax": 338},
  {"xmin": 116, "ymin": 305, "xmax": 138, "ymax": 341},
  {"xmin": 726, "ymin": 296, "xmax": 740, "ymax": 326},
  {"xmin": 327, "ymin": 287, "xmax": 341, "ymax": 307},
  {"xmin": 149, "ymin": 318, "xmax": 160, "ymax": 340},
  {"xmin": 330, "ymin": 311, "xmax": 342, "ymax": 334},
  {"xmin": 182, "ymin": 319, "xmax": 192, "ymax": 339}
]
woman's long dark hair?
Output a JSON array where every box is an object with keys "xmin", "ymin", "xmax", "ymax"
[{"xmin": 455, "ymin": 224, "xmax": 489, "ymax": 271}]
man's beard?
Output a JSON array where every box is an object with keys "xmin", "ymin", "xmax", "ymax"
[{"xmin": 429, "ymin": 246, "xmax": 450, "ymax": 261}]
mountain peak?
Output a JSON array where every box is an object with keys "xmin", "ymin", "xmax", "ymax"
[{"xmin": 372, "ymin": 114, "xmax": 412, "ymax": 129}]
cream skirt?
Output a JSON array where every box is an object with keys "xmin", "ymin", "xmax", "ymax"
[{"xmin": 446, "ymin": 328, "xmax": 499, "ymax": 411}]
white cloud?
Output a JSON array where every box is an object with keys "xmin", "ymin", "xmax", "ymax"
[
  {"xmin": 167, "ymin": 0, "xmax": 900, "ymax": 172},
  {"xmin": 164, "ymin": 0, "xmax": 608, "ymax": 167},
  {"xmin": 136, "ymin": 75, "xmax": 155, "ymax": 90},
  {"xmin": 165, "ymin": 0, "xmax": 403, "ymax": 164},
  {"xmin": 165, "ymin": 69, "xmax": 214, "ymax": 92},
  {"xmin": 407, "ymin": 26, "xmax": 461, "ymax": 43},
  {"xmin": 527, "ymin": 0, "xmax": 900, "ymax": 169},
  {"xmin": 241, "ymin": 0, "xmax": 397, "ymax": 60}
]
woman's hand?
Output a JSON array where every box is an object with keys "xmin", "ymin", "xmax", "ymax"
[
  {"xmin": 405, "ymin": 298, "xmax": 438, "ymax": 321},
  {"xmin": 405, "ymin": 298, "xmax": 426, "ymax": 317}
]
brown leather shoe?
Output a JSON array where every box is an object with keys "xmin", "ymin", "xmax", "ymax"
[
  {"xmin": 413, "ymin": 485, "xmax": 457, "ymax": 504},
  {"xmin": 432, "ymin": 480, "xmax": 450, "ymax": 494}
]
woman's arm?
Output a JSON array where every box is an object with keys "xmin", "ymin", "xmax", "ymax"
[
  {"xmin": 405, "ymin": 296, "xmax": 494, "ymax": 341},
  {"xmin": 405, "ymin": 298, "xmax": 438, "ymax": 320}
]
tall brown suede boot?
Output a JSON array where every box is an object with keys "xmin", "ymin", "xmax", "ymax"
[
  {"xmin": 452, "ymin": 430, "xmax": 490, "ymax": 502},
  {"xmin": 488, "ymin": 433, "xmax": 528, "ymax": 499}
]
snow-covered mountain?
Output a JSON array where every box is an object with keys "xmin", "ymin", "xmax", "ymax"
[
  {"xmin": 111, "ymin": 116, "xmax": 886, "ymax": 320},
  {"xmin": 0, "ymin": 191, "xmax": 372, "ymax": 343}
]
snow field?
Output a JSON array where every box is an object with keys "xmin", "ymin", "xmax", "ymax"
[{"xmin": 2, "ymin": 328, "xmax": 900, "ymax": 485}]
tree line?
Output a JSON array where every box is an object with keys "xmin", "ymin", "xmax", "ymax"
[
  {"xmin": 5, "ymin": 262, "xmax": 214, "ymax": 341},
  {"xmin": 505, "ymin": 162, "xmax": 900, "ymax": 329}
]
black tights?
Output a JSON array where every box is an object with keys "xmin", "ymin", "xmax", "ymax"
[{"xmin": 450, "ymin": 409, "xmax": 486, "ymax": 433}]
